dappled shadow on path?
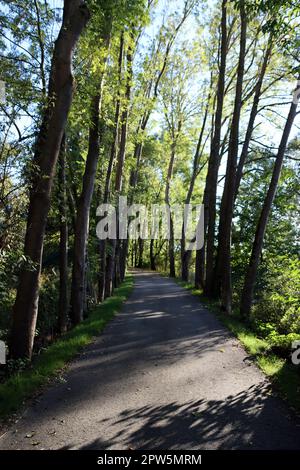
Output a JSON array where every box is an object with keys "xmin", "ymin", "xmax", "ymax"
[
  {"xmin": 60, "ymin": 383, "xmax": 299, "ymax": 450},
  {"xmin": 30, "ymin": 277, "xmax": 233, "ymax": 416},
  {"xmin": 3, "ymin": 272, "xmax": 300, "ymax": 451}
]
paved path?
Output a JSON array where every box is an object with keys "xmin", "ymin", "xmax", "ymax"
[{"xmin": 1, "ymin": 271, "xmax": 300, "ymax": 450}]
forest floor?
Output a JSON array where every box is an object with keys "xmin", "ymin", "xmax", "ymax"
[{"xmin": 0, "ymin": 270, "xmax": 300, "ymax": 450}]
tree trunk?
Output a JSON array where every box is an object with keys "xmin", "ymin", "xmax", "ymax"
[
  {"xmin": 70, "ymin": 30, "xmax": 110, "ymax": 325},
  {"xmin": 70, "ymin": 93, "xmax": 102, "ymax": 324},
  {"xmin": 169, "ymin": 216, "xmax": 176, "ymax": 278},
  {"xmin": 234, "ymin": 38, "xmax": 272, "ymax": 200},
  {"xmin": 104, "ymin": 32, "xmax": 124, "ymax": 298},
  {"xmin": 134, "ymin": 240, "xmax": 138, "ymax": 268},
  {"xmin": 181, "ymin": 250, "xmax": 191, "ymax": 282},
  {"xmin": 58, "ymin": 135, "xmax": 68, "ymax": 334},
  {"xmin": 195, "ymin": 246, "xmax": 205, "ymax": 290},
  {"xmin": 107, "ymin": 34, "xmax": 134, "ymax": 291},
  {"xmin": 240, "ymin": 79, "xmax": 300, "ymax": 317},
  {"xmin": 181, "ymin": 96, "xmax": 209, "ymax": 282},
  {"xmin": 115, "ymin": 36, "xmax": 133, "ymax": 192},
  {"xmin": 204, "ymin": 0, "xmax": 227, "ymax": 297},
  {"xmin": 165, "ymin": 143, "xmax": 177, "ymax": 278},
  {"xmin": 150, "ymin": 239, "xmax": 156, "ymax": 271},
  {"xmin": 10, "ymin": 0, "xmax": 89, "ymax": 360},
  {"xmin": 114, "ymin": 243, "xmax": 121, "ymax": 287},
  {"xmin": 137, "ymin": 237, "xmax": 144, "ymax": 268},
  {"xmin": 215, "ymin": 0, "xmax": 247, "ymax": 313},
  {"xmin": 98, "ymin": 240, "xmax": 106, "ymax": 302},
  {"xmin": 118, "ymin": 240, "xmax": 128, "ymax": 282}
]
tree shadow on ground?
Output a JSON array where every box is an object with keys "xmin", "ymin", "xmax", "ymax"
[{"xmin": 61, "ymin": 383, "xmax": 300, "ymax": 450}]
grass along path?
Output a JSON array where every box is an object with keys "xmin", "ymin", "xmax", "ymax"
[{"xmin": 0, "ymin": 275, "xmax": 133, "ymax": 422}]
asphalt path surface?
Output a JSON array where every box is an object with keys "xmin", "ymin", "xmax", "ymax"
[{"xmin": 1, "ymin": 271, "xmax": 300, "ymax": 450}]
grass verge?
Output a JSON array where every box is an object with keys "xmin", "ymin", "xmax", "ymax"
[
  {"xmin": 175, "ymin": 278, "xmax": 300, "ymax": 413},
  {"xmin": 0, "ymin": 275, "xmax": 133, "ymax": 421}
]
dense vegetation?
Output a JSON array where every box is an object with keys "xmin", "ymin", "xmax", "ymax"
[{"xmin": 0, "ymin": 0, "xmax": 299, "ymax": 388}]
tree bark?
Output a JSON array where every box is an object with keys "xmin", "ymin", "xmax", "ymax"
[
  {"xmin": 104, "ymin": 33, "xmax": 124, "ymax": 298},
  {"xmin": 234, "ymin": 38, "xmax": 272, "ymax": 200},
  {"xmin": 97, "ymin": 239, "xmax": 106, "ymax": 302},
  {"xmin": 10, "ymin": 0, "xmax": 90, "ymax": 360},
  {"xmin": 119, "ymin": 239, "xmax": 128, "ymax": 281},
  {"xmin": 110, "ymin": 34, "xmax": 134, "ymax": 289},
  {"xmin": 70, "ymin": 93, "xmax": 103, "ymax": 324},
  {"xmin": 181, "ymin": 250, "xmax": 190, "ymax": 282},
  {"xmin": 150, "ymin": 239, "xmax": 156, "ymax": 271},
  {"xmin": 58, "ymin": 135, "xmax": 68, "ymax": 334},
  {"xmin": 215, "ymin": 0, "xmax": 247, "ymax": 313},
  {"xmin": 115, "ymin": 37, "xmax": 133, "ymax": 192},
  {"xmin": 137, "ymin": 237, "xmax": 144, "ymax": 268},
  {"xmin": 240, "ymin": 78, "xmax": 300, "ymax": 317},
  {"xmin": 181, "ymin": 94, "xmax": 210, "ymax": 282},
  {"xmin": 70, "ymin": 31, "xmax": 110, "ymax": 325},
  {"xmin": 165, "ymin": 143, "xmax": 177, "ymax": 278},
  {"xmin": 195, "ymin": 245, "xmax": 205, "ymax": 290},
  {"xmin": 203, "ymin": 0, "xmax": 227, "ymax": 297},
  {"xmin": 168, "ymin": 217, "xmax": 176, "ymax": 278}
]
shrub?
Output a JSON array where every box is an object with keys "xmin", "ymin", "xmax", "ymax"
[{"xmin": 251, "ymin": 255, "xmax": 300, "ymax": 335}]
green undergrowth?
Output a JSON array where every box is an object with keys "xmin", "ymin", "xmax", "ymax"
[
  {"xmin": 175, "ymin": 278, "xmax": 300, "ymax": 414},
  {"xmin": 0, "ymin": 275, "xmax": 133, "ymax": 421}
]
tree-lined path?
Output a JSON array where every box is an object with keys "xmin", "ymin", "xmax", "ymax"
[{"xmin": 1, "ymin": 271, "xmax": 299, "ymax": 450}]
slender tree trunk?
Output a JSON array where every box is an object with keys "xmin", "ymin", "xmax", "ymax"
[
  {"xmin": 115, "ymin": 249, "xmax": 121, "ymax": 286},
  {"xmin": 70, "ymin": 93, "xmax": 103, "ymax": 324},
  {"xmin": 115, "ymin": 37, "xmax": 133, "ymax": 191},
  {"xmin": 240, "ymin": 79, "xmax": 300, "ymax": 317},
  {"xmin": 10, "ymin": 0, "xmax": 90, "ymax": 360},
  {"xmin": 109, "ymin": 34, "xmax": 134, "ymax": 289},
  {"xmin": 204, "ymin": 0, "xmax": 227, "ymax": 297},
  {"xmin": 169, "ymin": 220, "xmax": 176, "ymax": 277},
  {"xmin": 104, "ymin": 32, "xmax": 124, "ymax": 298},
  {"xmin": 181, "ymin": 250, "xmax": 191, "ymax": 282},
  {"xmin": 195, "ymin": 246, "xmax": 205, "ymax": 290},
  {"xmin": 164, "ymin": 246, "xmax": 168, "ymax": 273},
  {"xmin": 181, "ymin": 96, "xmax": 209, "ymax": 282},
  {"xmin": 98, "ymin": 240, "xmax": 106, "ymax": 302},
  {"xmin": 137, "ymin": 237, "xmax": 144, "ymax": 268},
  {"xmin": 70, "ymin": 31, "xmax": 110, "ymax": 325},
  {"xmin": 150, "ymin": 239, "xmax": 156, "ymax": 271},
  {"xmin": 118, "ymin": 239, "xmax": 128, "ymax": 281},
  {"xmin": 58, "ymin": 135, "xmax": 68, "ymax": 334},
  {"xmin": 131, "ymin": 242, "xmax": 134, "ymax": 267},
  {"xmin": 215, "ymin": 0, "xmax": 247, "ymax": 313},
  {"xmin": 234, "ymin": 38, "xmax": 272, "ymax": 200},
  {"xmin": 134, "ymin": 240, "xmax": 138, "ymax": 268},
  {"xmin": 67, "ymin": 186, "xmax": 77, "ymax": 234},
  {"xmin": 165, "ymin": 143, "xmax": 177, "ymax": 278}
]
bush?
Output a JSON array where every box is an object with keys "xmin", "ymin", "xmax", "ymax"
[
  {"xmin": 267, "ymin": 332, "xmax": 300, "ymax": 359},
  {"xmin": 0, "ymin": 246, "xmax": 24, "ymax": 338},
  {"xmin": 36, "ymin": 270, "xmax": 61, "ymax": 344},
  {"xmin": 251, "ymin": 255, "xmax": 300, "ymax": 335}
]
